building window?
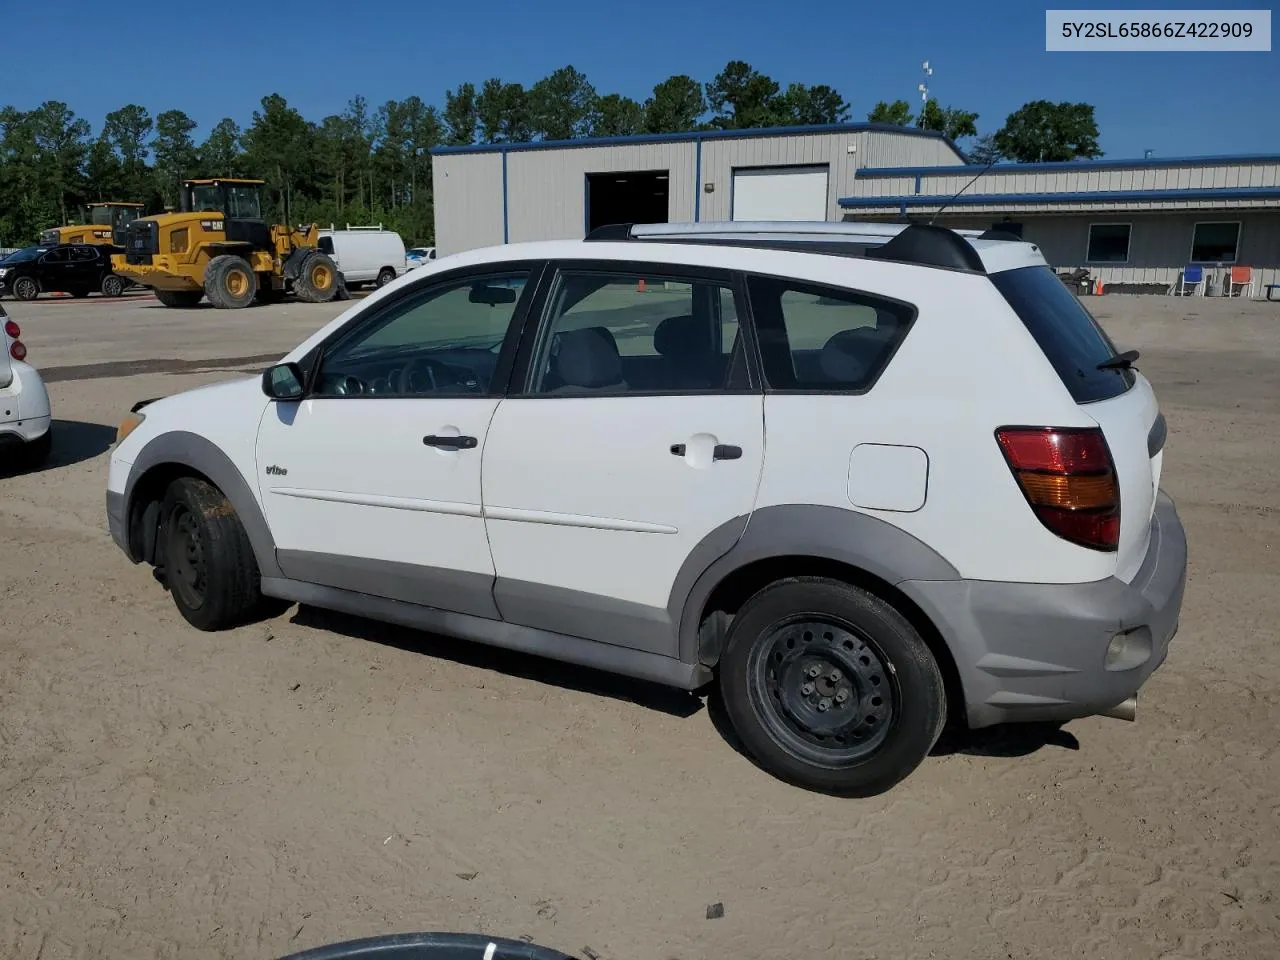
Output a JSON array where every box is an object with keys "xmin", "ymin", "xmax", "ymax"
[
  {"xmin": 1086, "ymin": 223, "xmax": 1131, "ymax": 263},
  {"xmin": 1190, "ymin": 222, "xmax": 1241, "ymax": 263}
]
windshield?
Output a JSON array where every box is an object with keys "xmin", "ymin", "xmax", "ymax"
[
  {"xmin": 189, "ymin": 184, "xmax": 262, "ymax": 219},
  {"xmin": 3, "ymin": 246, "xmax": 41, "ymax": 263},
  {"xmin": 91, "ymin": 205, "xmax": 140, "ymax": 229}
]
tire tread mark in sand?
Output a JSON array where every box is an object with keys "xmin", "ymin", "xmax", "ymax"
[{"xmin": 39, "ymin": 354, "xmax": 286, "ymax": 384}]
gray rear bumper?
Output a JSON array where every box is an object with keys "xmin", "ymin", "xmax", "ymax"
[{"xmin": 901, "ymin": 490, "xmax": 1188, "ymax": 729}]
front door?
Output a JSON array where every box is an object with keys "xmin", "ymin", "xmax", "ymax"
[
  {"xmin": 256, "ymin": 265, "xmax": 541, "ymax": 619},
  {"xmin": 482, "ymin": 262, "xmax": 765, "ymax": 657}
]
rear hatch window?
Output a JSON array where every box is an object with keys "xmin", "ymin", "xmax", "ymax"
[{"xmin": 990, "ymin": 265, "xmax": 1134, "ymax": 404}]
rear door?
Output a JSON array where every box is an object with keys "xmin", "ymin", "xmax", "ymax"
[
  {"xmin": 68, "ymin": 245, "xmax": 101, "ymax": 286},
  {"xmin": 989, "ymin": 265, "xmax": 1159, "ymax": 582},
  {"xmin": 481, "ymin": 261, "xmax": 764, "ymax": 657}
]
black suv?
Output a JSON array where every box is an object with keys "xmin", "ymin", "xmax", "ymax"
[{"xmin": 0, "ymin": 244, "xmax": 130, "ymax": 300}]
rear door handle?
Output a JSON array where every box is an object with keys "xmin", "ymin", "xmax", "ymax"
[
  {"xmin": 713, "ymin": 444, "xmax": 742, "ymax": 461},
  {"xmin": 423, "ymin": 434, "xmax": 478, "ymax": 450}
]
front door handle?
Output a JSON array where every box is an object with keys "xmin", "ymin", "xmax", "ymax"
[
  {"xmin": 423, "ymin": 434, "xmax": 478, "ymax": 450},
  {"xmin": 713, "ymin": 444, "xmax": 742, "ymax": 461}
]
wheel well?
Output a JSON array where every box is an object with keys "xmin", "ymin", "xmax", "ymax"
[
  {"xmin": 697, "ymin": 555, "xmax": 965, "ymax": 720},
  {"xmin": 126, "ymin": 463, "xmax": 215, "ymax": 563}
]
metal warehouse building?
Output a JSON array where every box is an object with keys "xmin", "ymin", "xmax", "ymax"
[{"xmin": 431, "ymin": 123, "xmax": 1280, "ymax": 297}]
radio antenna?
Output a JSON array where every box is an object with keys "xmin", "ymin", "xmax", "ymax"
[{"xmin": 929, "ymin": 154, "xmax": 1000, "ymax": 225}]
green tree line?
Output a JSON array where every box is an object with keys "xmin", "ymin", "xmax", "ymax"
[{"xmin": 0, "ymin": 58, "xmax": 1100, "ymax": 247}]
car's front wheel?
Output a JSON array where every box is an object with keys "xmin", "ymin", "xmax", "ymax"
[
  {"xmin": 376, "ymin": 267, "xmax": 397, "ymax": 287},
  {"xmin": 12, "ymin": 276, "xmax": 38, "ymax": 301},
  {"xmin": 159, "ymin": 477, "xmax": 269, "ymax": 630},
  {"xmin": 718, "ymin": 577, "xmax": 946, "ymax": 797}
]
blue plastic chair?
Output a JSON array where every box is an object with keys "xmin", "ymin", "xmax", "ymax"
[{"xmin": 1172, "ymin": 266, "xmax": 1204, "ymax": 296}]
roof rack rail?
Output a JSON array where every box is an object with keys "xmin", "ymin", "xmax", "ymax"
[{"xmin": 583, "ymin": 220, "xmax": 994, "ymax": 273}]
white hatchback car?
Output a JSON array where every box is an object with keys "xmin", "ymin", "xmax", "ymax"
[
  {"xmin": 106, "ymin": 221, "xmax": 1187, "ymax": 796},
  {"xmin": 1, "ymin": 304, "xmax": 52, "ymax": 467}
]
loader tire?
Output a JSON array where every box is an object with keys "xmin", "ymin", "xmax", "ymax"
[
  {"xmin": 154, "ymin": 289, "xmax": 204, "ymax": 308},
  {"xmin": 204, "ymin": 255, "xmax": 258, "ymax": 310},
  {"xmin": 293, "ymin": 251, "xmax": 339, "ymax": 303}
]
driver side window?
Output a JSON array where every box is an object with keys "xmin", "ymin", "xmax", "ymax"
[{"xmin": 314, "ymin": 271, "xmax": 531, "ymax": 398}]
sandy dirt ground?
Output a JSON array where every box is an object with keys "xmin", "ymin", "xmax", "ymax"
[{"xmin": 1, "ymin": 289, "xmax": 1277, "ymax": 960}]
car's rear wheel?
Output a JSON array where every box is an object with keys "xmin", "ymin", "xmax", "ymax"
[
  {"xmin": 101, "ymin": 274, "xmax": 126, "ymax": 298},
  {"xmin": 159, "ymin": 477, "xmax": 268, "ymax": 631},
  {"xmin": 12, "ymin": 276, "xmax": 38, "ymax": 301},
  {"xmin": 718, "ymin": 577, "xmax": 946, "ymax": 797}
]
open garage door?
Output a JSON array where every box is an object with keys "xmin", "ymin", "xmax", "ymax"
[{"xmin": 731, "ymin": 165, "xmax": 829, "ymax": 221}]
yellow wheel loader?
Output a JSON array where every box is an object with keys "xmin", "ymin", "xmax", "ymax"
[
  {"xmin": 109, "ymin": 179, "xmax": 340, "ymax": 309},
  {"xmin": 40, "ymin": 202, "xmax": 144, "ymax": 246}
]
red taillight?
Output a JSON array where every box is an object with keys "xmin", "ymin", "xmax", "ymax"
[
  {"xmin": 3, "ymin": 319, "xmax": 18, "ymax": 339},
  {"xmin": 996, "ymin": 426, "xmax": 1120, "ymax": 551},
  {"xmin": 9, "ymin": 339, "xmax": 27, "ymax": 362}
]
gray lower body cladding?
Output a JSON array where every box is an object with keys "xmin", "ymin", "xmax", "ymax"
[{"xmin": 902, "ymin": 491, "xmax": 1188, "ymax": 728}]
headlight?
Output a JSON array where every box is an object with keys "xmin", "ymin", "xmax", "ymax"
[
  {"xmin": 116, "ymin": 411, "xmax": 146, "ymax": 444},
  {"xmin": 0, "ymin": 268, "xmax": 8, "ymax": 277}
]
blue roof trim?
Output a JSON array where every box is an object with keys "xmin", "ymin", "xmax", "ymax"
[
  {"xmin": 858, "ymin": 153, "xmax": 1280, "ymax": 177},
  {"xmin": 430, "ymin": 122, "xmax": 961, "ymax": 157},
  {"xmin": 838, "ymin": 187, "xmax": 1280, "ymax": 208}
]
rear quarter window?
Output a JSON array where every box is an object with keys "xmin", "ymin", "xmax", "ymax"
[
  {"xmin": 990, "ymin": 266, "xmax": 1134, "ymax": 404},
  {"xmin": 745, "ymin": 275, "xmax": 915, "ymax": 393}
]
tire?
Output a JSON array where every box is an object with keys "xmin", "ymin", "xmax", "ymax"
[
  {"xmin": 718, "ymin": 577, "xmax": 946, "ymax": 797},
  {"xmin": 158, "ymin": 477, "xmax": 267, "ymax": 631},
  {"xmin": 12, "ymin": 276, "xmax": 39, "ymax": 301},
  {"xmin": 155, "ymin": 289, "xmax": 204, "ymax": 308},
  {"xmin": 375, "ymin": 267, "xmax": 397, "ymax": 287},
  {"xmin": 101, "ymin": 274, "xmax": 126, "ymax": 298},
  {"xmin": 293, "ymin": 251, "xmax": 339, "ymax": 303},
  {"xmin": 204, "ymin": 254, "xmax": 258, "ymax": 309}
]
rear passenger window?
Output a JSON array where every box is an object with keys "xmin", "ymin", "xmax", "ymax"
[
  {"xmin": 530, "ymin": 270, "xmax": 742, "ymax": 395},
  {"xmin": 745, "ymin": 276, "xmax": 914, "ymax": 392}
]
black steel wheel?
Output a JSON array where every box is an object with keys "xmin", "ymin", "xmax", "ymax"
[
  {"xmin": 719, "ymin": 577, "xmax": 946, "ymax": 797},
  {"xmin": 748, "ymin": 617, "xmax": 898, "ymax": 764},
  {"xmin": 158, "ymin": 477, "xmax": 270, "ymax": 630}
]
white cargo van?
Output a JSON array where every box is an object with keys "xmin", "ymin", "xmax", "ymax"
[{"xmin": 317, "ymin": 225, "xmax": 407, "ymax": 288}]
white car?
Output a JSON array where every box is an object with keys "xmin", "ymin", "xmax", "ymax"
[
  {"xmin": 1, "ymin": 304, "xmax": 52, "ymax": 467},
  {"xmin": 105, "ymin": 220, "xmax": 1187, "ymax": 796},
  {"xmin": 405, "ymin": 246, "xmax": 436, "ymax": 270}
]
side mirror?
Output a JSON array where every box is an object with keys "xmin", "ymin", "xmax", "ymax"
[{"xmin": 262, "ymin": 362, "xmax": 305, "ymax": 400}]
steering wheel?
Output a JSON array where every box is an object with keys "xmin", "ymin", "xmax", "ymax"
[{"xmin": 395, "ymin": 357, "xmax": 461, "ymax": 395}]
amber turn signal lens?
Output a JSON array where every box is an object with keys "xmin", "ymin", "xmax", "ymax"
[
  {"xmin": 1016, "ymin": 471, "xmax": 1117, "ymax": 510},
  {"xmin": 116, "ymin": 411, "xmax": 145, "ymax": 444}
]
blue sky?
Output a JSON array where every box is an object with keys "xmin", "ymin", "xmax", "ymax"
[{"xmin": 4, "ymin": 0, "xmax": 1276, "ymax": 158}]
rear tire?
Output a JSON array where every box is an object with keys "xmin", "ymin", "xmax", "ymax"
[
  {"xmin": 204, "ymin": 255, "xmax": 258, "ymax": 309},
  {"xmin": 158, "ymin": 477, "xmax": 267, "ymax": 631},
  {"xmin": 718, "ymin": 577, "xmax": 946, "ymax": 797},
  {"xmin": 376, "ymin": 267, "xmax": 397, "ymax": 287},
  {"xmin": 101, "ymin": 274, "xmax": 126, "ymax": 298},
  {"xmin": 293, "ymin": 251, "xmax": 339, "ymax": 303},
  {"xmin": 12, "ymin": 276, "xmax": 39, "ymax": 301},
  {"xmin": 154, "ymin": 289, "xmax": 204, "ymax": 308}
]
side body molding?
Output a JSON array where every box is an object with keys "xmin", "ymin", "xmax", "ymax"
[
  {"xmin": 671, "ymin": 504, "xmax": 961, "ymax": 665},
  {"xmin": 123, "ymin": 430, "xmax": 282, "ymax": 578}
]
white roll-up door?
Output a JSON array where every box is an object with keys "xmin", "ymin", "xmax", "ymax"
[{"xmin": 731, "ymin": 165, "xmax": 830, "ymax": 221}]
